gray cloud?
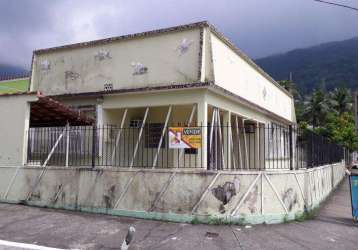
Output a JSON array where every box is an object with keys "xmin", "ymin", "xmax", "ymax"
[{"xmin": 1, "ymin": 0, "xmax": 357, "ymax": 68}]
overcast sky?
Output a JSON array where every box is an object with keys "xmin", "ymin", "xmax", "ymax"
[{"xmin": 1, "ymin": 0, "xmax": 357, "ymax": 68}]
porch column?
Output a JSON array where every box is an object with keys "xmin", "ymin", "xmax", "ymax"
[
  {"xmin": 22, "ymin": 101, "xmax": 31, "ymax": 165},
  {"xmin": 96, "ymin": 102, "xmax": 104, "ymax": 157},
  {"xmin": 223, "ymin": 111, "xmax": 231, "ymax": 169},
  {"xmin": 197, "ymin": 99, "xmax": 208, "ymax": 169}
]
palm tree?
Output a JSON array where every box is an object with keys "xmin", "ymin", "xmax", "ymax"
[
  {"xmin": 277, "ymin": 80, "xmax": 300, "ymax": 99},
  {"xmin": 303, "ymin": 89, "xmax": 329, "ymax": 128},
  {"xmin": 328, "ymin": 87, "xmax": 352, "ymax": 115}
]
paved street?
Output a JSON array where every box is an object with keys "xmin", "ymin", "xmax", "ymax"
[{"xmin": 0, "ymin": 177, "xmax": 357, "ymax": 250}]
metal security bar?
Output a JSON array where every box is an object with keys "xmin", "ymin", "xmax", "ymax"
[
  {"xmin": 27, "ymin": 124, "xmax": 204, "ymax": 169},
  {"xmin": 207, "ymin": 123, "xmax": 345, "ymax": 171},
  {"xmin": 27, "ymin": 124, "xmax": 346, "ymax": 170}
]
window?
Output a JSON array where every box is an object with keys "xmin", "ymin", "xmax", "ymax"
[
  {"xmin": 145, "ymin": 123, "xmax": 165, "ymax": 148},
  {"xmin": 185, "ymin": 148, "xmax": 198, "ymax": 154}
]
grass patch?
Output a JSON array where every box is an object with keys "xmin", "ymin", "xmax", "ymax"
[
  {"xmin": 207, "ymin": 214, "xmax": 247, "ymax": 225},
  {"xmin": 295, "ymin": 206, "xmax": 319, "ymax": 222},
  {"xmin": 282, "ymin": 214, "xmax": 290, "ymax": 224},
  {"xmin": 191, "ymin": 216, "xmax": 200, "ymax": 225}
]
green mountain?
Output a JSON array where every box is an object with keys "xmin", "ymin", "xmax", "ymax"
[
  {"xmin": 256, "ymin": 37, "xmax": 358, "ymax": 94},
  {"xmin": 0, "ymin": 64, "xmax": 28, "ymax": 78}
]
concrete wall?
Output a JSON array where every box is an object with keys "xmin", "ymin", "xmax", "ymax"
[
  {"xmin": 0, "ymin": 162, "xmax": 346, "ymax": 224},
  {"xmin": 0, "ymin": 94, "xmax": 37, "ymax": 166},
  {"xmin": 209, "ymin": 32, "xmax": 294, "ymax": 122},
  {"xmin": 31, "ymin": 28, "xmax": 201, "ymax": 95}
]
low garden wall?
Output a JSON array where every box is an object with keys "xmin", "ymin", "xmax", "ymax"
[{"xmin": 0, "ymin": 162, "xmax": 346, "ymax": 224}]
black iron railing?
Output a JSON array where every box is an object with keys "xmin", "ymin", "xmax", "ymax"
[
  {"xmin": 26, "ymin": 124, "xmax": 346, "ymax": 170},
  {"xmin": 27, "ymin": 125, "xmax": 204, "ymax": 169}
]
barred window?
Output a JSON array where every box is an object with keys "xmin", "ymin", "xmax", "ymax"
[{"xmin": 145, "ymin": 123, "xmax": 165, "ymax": 148}]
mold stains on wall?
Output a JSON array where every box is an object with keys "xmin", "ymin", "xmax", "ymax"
[
  {"xmin": 94, "ymin": 49, "xmax": 112, "ymax": 61},
  {"xmin": 103, "ymin": 185, "xmax": 116, "ymax": 209},
  {"xmin": 244, "ymin": 185, "xmax": 259, "ymax": 214},
  {"xmin": 29, "ymin": 190, "xmax": 41, "ymax": 201},
  {"xmin": 131, "ymin": 62, "xmax": 148, "ymax": 75},
  {"xmin": 262, "ymin": 87, "xmax": 267, "ymax": 100},
  {"xmin": 282, "ymin": 188, "xmax": 298, "ymax": 212},
  {"xmin": 40, "ymin": 60, "xmax": 51, "ymax": 71},
  {"xmin": 65, "ymin": 70, "xmax": 80, "ymax": 90},
  {"xmin": 211, "ymin": 178, "xmax": 240, "ymax": 213},
  {"xmin": 65, "ymin": 71, "xmax": 80, "ymax": 81},
  {"xmin": 176, "ymin": 38, "xmax": 193, "ymax": 56}
]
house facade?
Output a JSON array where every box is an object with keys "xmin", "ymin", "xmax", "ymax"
[
  {"xmin": 24, "ymin": 21, "xmax": 295, "ymax": 170},
  {"xmin": 0, "ymin": 21, "xmax": 347, "ymax": 225}
]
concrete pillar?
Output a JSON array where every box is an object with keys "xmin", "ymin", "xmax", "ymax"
[
  {"xmin": 303, "ymin": 171, "xmax": 311, "ymax": 208},
  {"xmin": 22, "ymin": 101, "xmax": 31, "ymax": 165},
  {"xmin": 223, "ymin": 111, "xmax": 231, "ymax": 169},
  {"xmin": 96, "ymin": 101, "xmax": 104, "ymax": 157},
  {"xmin": 256, "ymin": 121, "xmax": 260, "ymax": 169},
  {"xmin": 197, "ymin": 99, "xmax": 208, "ymax": 169}
]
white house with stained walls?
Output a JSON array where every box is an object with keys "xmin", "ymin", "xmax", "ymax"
[
  {"xmin": 0, "ymin": 21, "xmax": 347, "ymax": 226},
  {"xmin": 20, "ymin": 21, "xmax": 294, "ymax": 170}
]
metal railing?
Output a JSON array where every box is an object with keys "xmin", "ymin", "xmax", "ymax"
[
  {"xmin": 27, "ymin": 125, "xmax": 204, "ymax": 169},
  {"xmin": 207, "ymin": 123, "xmax": 345, "ymax": 171},
  {"xmin": 26, "ymin": 124, "xmax": 346, "ymax": 170},
  {"xmin": 0, "ymin": 73, "xmax": 29, "ymax": 81}
]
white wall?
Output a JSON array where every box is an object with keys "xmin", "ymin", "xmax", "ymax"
[
  {"xmin": 31, "ymin": 29, "xmax": 201, "ymax": 96},
  {"xmin": 0, "ymin": 94, "xmax": 36, "ymax": 166},
  {"xmin": 0, "ymin": 162, "xmax": 346, "ymax": 224},
  {"xmin": 210, "ymin": 33, "xmax": 294, "ymax": 122}
]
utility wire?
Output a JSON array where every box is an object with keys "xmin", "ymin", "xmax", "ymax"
[{"xmin": 313, "ymin": 0, "xmax": 358, "ymax": 12}]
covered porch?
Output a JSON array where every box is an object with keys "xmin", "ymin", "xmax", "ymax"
[
  {"xmin": 26, "ymin": 88, "xmax": 294, "ymax": 170},
  {"xmin": 25, "ymin": 88, "xmax": 344, "ymax": 170}
]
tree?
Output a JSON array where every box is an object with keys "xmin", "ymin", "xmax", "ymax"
[
  {"xmin": 302, "ymin": 89, "xmax": 329, "ymax": 128},
  {"xmin": 325, "ymin": 112, "xmax": 358, "ymax": 151},
  {"xmin": 295, "ymin": 83, "xmax": 357, "ymax": 150},
  {"xmin": 277, "ymin": 80, "xmax": 300, "ymax": 99},
  {"xmin": 328, "ymin": 87, "xmax": 352, "ymax": 115}
]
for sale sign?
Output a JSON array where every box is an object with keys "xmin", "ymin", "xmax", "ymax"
[{"xmin": 168, "ymin": 127, "xmax": 201, "ymax": 149}]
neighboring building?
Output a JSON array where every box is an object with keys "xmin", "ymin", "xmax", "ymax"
[
  {"xmin": 1, "ymin": 21, "xmax": 295, "ymax": 169},
  {"xmin": 0, "ymin": 75, "xmax": 29, "ymax": 94}
]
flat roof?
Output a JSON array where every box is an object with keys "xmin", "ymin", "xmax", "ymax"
[{"xmin": 33, "ymin": 21, "xmax": 208, "ymax": 55}]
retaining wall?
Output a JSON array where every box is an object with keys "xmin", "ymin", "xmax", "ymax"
[{"xmin": 0, "ymin": 162, "xmax": 346, "ymax": 224}]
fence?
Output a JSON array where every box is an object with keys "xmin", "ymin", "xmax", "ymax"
[
  {"xmin": 27, "ymin": 125, "xmax": 203, "ymax": 169},
  {"xmin": 0, "ymin": 73, "xmax": 29, "ymax": 81},
  {"xmin": 26, "ymin": 124, "xmax": 346, "ymax": 170}
]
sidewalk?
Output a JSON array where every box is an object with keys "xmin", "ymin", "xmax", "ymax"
[{"xmin": 0, "ymin": 177, "xmax": 356, "ymax": 250}]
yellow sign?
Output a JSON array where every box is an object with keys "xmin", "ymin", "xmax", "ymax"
[{"xmin": 168, "ymin": 127, "xmax": 201, "ymax": 149}]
